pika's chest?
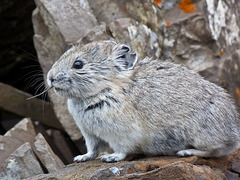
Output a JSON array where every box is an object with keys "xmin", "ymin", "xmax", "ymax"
[{"xmin": 67, "ymin": 99, "xmax": 121, "ymax": 132}]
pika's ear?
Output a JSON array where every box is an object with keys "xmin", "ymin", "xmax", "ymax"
[{"xmin": 114, "ymin": 44, "xmax": 137, "ymax": 70}]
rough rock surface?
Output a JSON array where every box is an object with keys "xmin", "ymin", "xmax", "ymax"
[
  {"xmin": 0, "ymin": 142, "xmax": 43, "ymax": 179},
  {"xmin": 45, "ymin": 129, "xmax": 76, "ymax": 164},
  {"xmin": 33, "ymin": 133, "xmax": 64, "ymax": 173},
  {"xmin": 0, "ymin": 118, "xmax": 36, "ymax": 166},
  {"xmin": 0, "ymin": 82, "xmax": 62, "ymax": 130},
  {"xmin": 27, "ymin": 154, "xmax": 240, "ymax": 179},
  {"xmin": 1, "ymin": 118, "xmax": 240, "ymax": 179},
  {"xmin": 0, "ymin": 118, "xmax": 68, "ymax": 179}
]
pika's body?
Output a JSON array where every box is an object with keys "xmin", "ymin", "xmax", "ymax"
[{"xmin": 47, "ymin": 41, "xmax": 240, "ymax": 162}]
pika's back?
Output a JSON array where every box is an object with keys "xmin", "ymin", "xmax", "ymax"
[{"xmin": 132, "ymin": 59, "xmax": 238, "ymax": 126}]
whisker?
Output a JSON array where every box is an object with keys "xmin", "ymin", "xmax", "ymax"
[
  {"xmin": 21, "ymin": 71, "xmax": 43, "ymax": 81},
  {"xmin": 25, "ymin": 77, "xmax": 43, "ymax": 90},
  {"xmin": 35, "ymin": 81, "xmax": 45, "ymax": 90},
  {"xmin": 35, "ymin": 82, "xmax": 45, "ymax": 94},
  {"xmin": 18, "ymin": 46, "xmax": 38, "ymax": 59},
  {"xmin": 27, "ymin": 86, "xmax": 53, "ymax": 100},
  {"xmin": 25, "ymin": 75, "xmax": 43, "ymax": 82},
  {"xmin": 30, "ymin": 78, "xmax": 45, "ymax": 88},
  {"xmin": 22, "ymin": 65, "xmax": 43, "ymax": 69},
  {"xmin": 14, "ymin": 52, "xmax": 38, "ymax": 62}
]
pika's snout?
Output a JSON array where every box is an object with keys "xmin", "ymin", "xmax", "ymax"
[{"xmin": 47, "ymin": 70, "xmax": 68, "ymax": 87}]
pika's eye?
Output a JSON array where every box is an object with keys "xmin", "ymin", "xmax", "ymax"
[{"xmin": 73, "ymin": 60, "xmax": 84, "ymax": 69}]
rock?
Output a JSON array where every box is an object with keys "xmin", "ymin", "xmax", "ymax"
[
  {"xmin": 133, "ymin": 156, "xmax": 198, "ymax": 172},
  {"xmin": 79, "ymin": 23, "xmax": 111, "ymax": 44},
  {"xmin": 27, "ymin": 156, "xmax": 228, "ymax": 179},
  {"xmin": 33, "ymin": 133, "xmax": 64, "ymax": 173},
  {"xmin": 0, "ymin": 136, "xmax": 23, "ymax": 169},
  {"xmin": 0, "ymin": 118, "xmax": 36, "ymax": 166},
  {"xmin": 224, "ymin": 170, "xmax": 239, "ymax": 180},
  {"xmin": 0, "ymin": 142, "xmax": 43, "ymax": 179},
  {"xmin": 0, "ymin": 82, "xmax": 62, "ymax": 130},
  {"xmin": 218, "ymin": 50, "xmax": 240, "ymax": 111},
  {"xmin": 4, "ymin": 118, "xmax": 35, "ymax": 140},
  {"xmin": 46, "ymin": 129, "xmax": 77, "ymax": 164},
  {"xmin": 34, "ymin": 0, "xmax": 97, "ymax": 44},
  {"xmin": 88, "ymin": 0, "xmax": 128, "ymax": 24},
  {"xmin": 108, "ymin": 18, "xmax": 161, "ymax": 60},
  {"xmin": 132, "ymin": 162, "xmax": 226, "ymax": 180},
  {"xmin": 195, "ymin": 148, "xmax": 240, "ymax": 175}
]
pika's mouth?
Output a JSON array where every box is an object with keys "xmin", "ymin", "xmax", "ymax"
[{"xmin": 54, "ymin": 87, "xmax": 63, "ymax": 92}]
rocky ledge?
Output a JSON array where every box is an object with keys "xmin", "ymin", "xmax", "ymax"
[{"xmin": 0, "ymin": 118, "xmax": 239, "ymax": 179}]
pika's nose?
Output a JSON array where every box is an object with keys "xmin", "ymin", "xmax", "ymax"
[
  {"xmin": 47, "ymin": 72, "xmax": 54, "ymax": 87},
  {"xmin": 50, "ymin": 77, "xmax": 55, "ymax": 83}
]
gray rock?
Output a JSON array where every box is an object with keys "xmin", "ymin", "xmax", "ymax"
[
  {"xmin": 108, "ymin": 18, "xmax": 161, "ymax": 60},
  {"xmin": 35, "ymin": 0, "xmax": 97, "ymax": 44},
  {"xmin": 46, "ymin": 129, "xmax": 76, "ymax": 164},
  {"xmin": 0, "ymin": 118, "xmax": 36, "ymax": 167},
  {"xmin": 33, "ymin": 133, "xmax": 64, "ymax": 173},
  {"xmin": 27, "ymin": 156, "xmax": 227, "ymax": 180},
  {"xmin": 79, "ymin": 23, "xmax": 111, "ymax": 44},
  {"xmin": 0, "ymin": 142, "xmax": 43, "ymax": 179},
  {"xmin": 88, "ymin": 0, "xmax": 127, "ymax": 24},
  {"xmin": 224, "ymin": 170, "xmax": 239, "ymax": 180},
  {"xmin": 0, "ymin": 83, "xmax": 62, "ymax": 130}
]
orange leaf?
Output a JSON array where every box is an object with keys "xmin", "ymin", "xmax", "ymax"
[
  {"xmin": 179, "ymin": 0, "xmax": 195, "ymax": 13},
  {"xmin": 220, "ymin": 50, "xmax": 224, "ymax": 55}
]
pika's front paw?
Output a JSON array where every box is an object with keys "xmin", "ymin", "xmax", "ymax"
[
  {"xmin": 101, "ymin": 152, "xmax": 127, "ymax": 163},
  {"xmin": 74, "ymin": 152, "xmax": 97, "ymax": 162}
]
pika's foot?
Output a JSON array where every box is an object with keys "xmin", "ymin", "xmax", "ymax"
[
  {"xmin": 101, "ymin": 152, "xmax": 127, "ymax": 163},
  {"xmin": 177, "ymin": 149, "xmax": 211, "ymax": 157},
  {"xmin": 74, "ymin": 152, "xmax": 97, "ymax": 162}
]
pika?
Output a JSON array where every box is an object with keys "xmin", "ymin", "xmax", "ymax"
[{"xmin": 47, "ymin": 40, "xmax": 240, "ymax": 162}]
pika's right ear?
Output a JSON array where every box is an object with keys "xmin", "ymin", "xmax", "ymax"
[{"xmin": 114, "ymin": 44, "xmax": 138, "ymax": 71}]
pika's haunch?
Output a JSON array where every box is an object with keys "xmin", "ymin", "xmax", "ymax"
[{"xmin": 47, "ymin": 40, "xmax": 240, "ymax": 163}]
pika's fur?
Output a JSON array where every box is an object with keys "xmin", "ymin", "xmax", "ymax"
[{"xmin": 47, "ymin": 41, "xmax": 240, "ymax": 162}]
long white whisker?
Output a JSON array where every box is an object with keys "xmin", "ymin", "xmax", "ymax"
[
  {"xmin": 18, "ymin": 47, "xmax": 38, "ymax": 59},
  {"xmin": 27, "ymin": 86, "xmax": 53, "ymax": 100}
]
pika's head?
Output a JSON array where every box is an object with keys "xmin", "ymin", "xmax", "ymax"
[{"xmin": 47, "ymin": 40, "xmax": 137, "ymax": 99}]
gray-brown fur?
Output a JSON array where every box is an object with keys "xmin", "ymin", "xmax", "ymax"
[{"xmin": 47, "ymin": 41, "xmax": 240, "ymax": 162}]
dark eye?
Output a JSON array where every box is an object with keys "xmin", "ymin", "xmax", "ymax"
[{"xmin": 73, "ymin": 60, "xmax": 84, "ymax": 69}]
